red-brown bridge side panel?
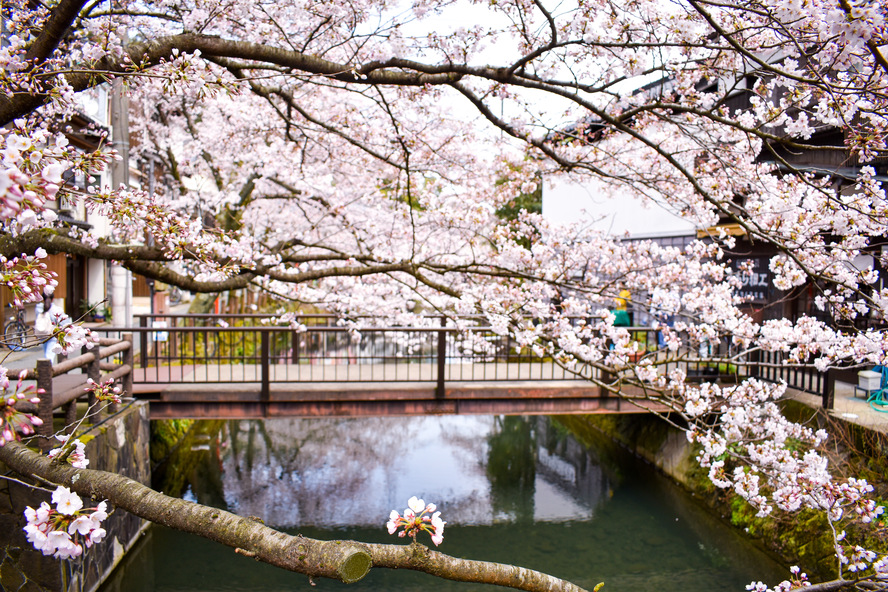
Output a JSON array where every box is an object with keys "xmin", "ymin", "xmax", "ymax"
[{"xmin": 136, "ymin": 383, "xmax": 669, "ymax": 419}]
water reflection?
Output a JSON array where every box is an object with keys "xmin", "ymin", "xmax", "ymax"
[
  {"xmin": 192, "ymin": 416, "xmax": 606, "ymax": 528},
  {"xmin": 102, "ymin": 415, "xmax": 787, "ymax": 592}
]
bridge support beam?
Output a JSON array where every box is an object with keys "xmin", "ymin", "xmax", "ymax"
[{"xmin": 135, "ymin": 383, "xmax": 669, "ymax": 419}]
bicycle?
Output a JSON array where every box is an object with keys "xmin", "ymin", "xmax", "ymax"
[{"xmin": 3, "ymin": 305, "xmax": 30, "ymax": 351}]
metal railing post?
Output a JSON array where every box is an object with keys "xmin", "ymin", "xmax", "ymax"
[
  {"xmin": 261, "ymin": 330, "xmax": 270, "ymax": 406},
  {"xmin": 121, "ymin": 333, "xmax": 133, "ymax": 413},
  {"xmin": 821, "ymin": 368, "xmax": 834, "ymax": 410},
  {"xmin": 36, "ymin": 359, "xmax": 53, "ymax": 451},
  {"xmin": 291, "ymin": 329, "xmax": 299, "ymax": 365},
  {"xmin": 748, "ymin": 349, "xmax": 760, "ymax": 379},
  {"xmin": 140, "ymin": 316, "xmax": 148, "ymax": 368},
  {"xmin": 436, "ymin": 317, "xmax": 446, "ymax": 399}
]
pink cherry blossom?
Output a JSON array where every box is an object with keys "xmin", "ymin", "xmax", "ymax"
[
  {"xmin": 51, "ymin": 486, "xmax": 83, "ymax": 515},
  {"xmin": 24, "ymin": 487, "xmax": 109, "ymax": 557},
  {"xmin": 386, "ymin": 497, "xmax": 446, "ymax": 546},
  {"xmin": 48, "ymin": 436, "xmax": 89, "ymax": 469}
]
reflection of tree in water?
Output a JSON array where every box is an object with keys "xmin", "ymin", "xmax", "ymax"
[
  {"xmin": 486, "ymin": 416, "xmax": 615, "ymax": 523},
  {"xmin": 539, "ymin": 418, "xmax": 613, "ymax": 514},
  {"xmin": 153, "ymin": 420, "xmax": 226, "ymax": 503},
  {"xmin": 201, "ymin": 417, "xmax": 423, "ymax": 528},
  {"xmin": 487, "ymin": 416, "xmax": 537, "ymax": 522},
  {"xmin": 187, "ymin": 415, "xmax": 612, "ymax": 529},
  {"xmin": 187, "ymin": 416, "xmax": 501, "ymax": 528}
]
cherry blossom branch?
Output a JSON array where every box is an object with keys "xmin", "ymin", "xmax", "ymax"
[
  {"xmin": 0, "ymin": 34, "xmax": 464, "ymax": 125},
  {"xmin": 24, "ymin": 0, "xmax": 92, "ymax": 66},
  {"xmin": 0, "ymin": 441, "xmax": 592, "ymax": 592},
  {"xmin": 231, "ymin": 74, "xmax": 412, "ymax": 172},
  {"xmin": 505, "ymin": 0, "xmax": 562, "ymax": 77},
  {"xmin": 369, "ymin": 542, "xmax": 590, "ymax": 592}
]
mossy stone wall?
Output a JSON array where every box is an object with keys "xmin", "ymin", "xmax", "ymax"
[
  {"xmin": 556, "ymin": 407, "xmax": 882, "ymax": 580},
  {"xmin": 0, "ymin": 401, "xmax": 151, "ymax": 592}
]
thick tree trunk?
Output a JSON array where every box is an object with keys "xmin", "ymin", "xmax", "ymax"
[{"xmin": 0, "ymin": 441, "xmax": 590, "ymax": 592}]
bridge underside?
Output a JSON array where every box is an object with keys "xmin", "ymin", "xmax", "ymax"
[{"xmin": 133, "ymin": 382, "xmax": 668, "ymax": 419}]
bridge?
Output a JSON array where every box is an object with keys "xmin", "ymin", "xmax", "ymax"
[
  {"xmin": 21, "ymin": 313, "xmax": 831, "ymax": 426},
  {"xmin": 114, "ymin": 314, "xmax": 662, "ymax": 418},
  {"xmin": 84, "ymin": 313, "xmax": 826, "ymax": 419}
]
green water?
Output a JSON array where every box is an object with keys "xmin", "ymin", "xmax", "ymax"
[{"xmin": 100, "ymin": 416, "xmax": 787, "ymax": 592}]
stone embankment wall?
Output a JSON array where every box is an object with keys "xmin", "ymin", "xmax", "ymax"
[
  {"xmin": 0, "ymin": 401, "xmax": 150, "ymax": 592},
  {"xmin": 558, "ymin": 401, "xmax": 888, "ymax": 580}
]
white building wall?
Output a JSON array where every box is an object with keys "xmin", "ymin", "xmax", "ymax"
[{"xmin": 542, "ymin": 177, "xmax": 697, "ymax": 239}]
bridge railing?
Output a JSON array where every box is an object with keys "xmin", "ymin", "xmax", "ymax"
[
  {"xmin": 98, "ymin": 314, "xmax": 832, "ymax": 404},
  {"xmin": 100, "ymin": 322, "xmax": 617, "ymax": 392},
  {"xmin": 98, "ymin": 319, "xmax": 688, "ymax": 387},
  {"xmin": 747, "ymin": 348, "xmax": 832, "ymax": 407}
]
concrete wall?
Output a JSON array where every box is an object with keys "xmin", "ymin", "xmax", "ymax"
[{"xmin": 0, "ymin": 401, "xmax": 150, "ymax": 592}]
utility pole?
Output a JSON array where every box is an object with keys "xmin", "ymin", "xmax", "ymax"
[{"xmin": 109, "ymin": 78, "xmax": 133, "ymax": 327}]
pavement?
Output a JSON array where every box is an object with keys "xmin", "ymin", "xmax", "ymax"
[
  {"xmin": 0, "ymin": 346, "xmax": 49, "ymax": 375},
  {"xmin": 785, "ymin": 380, "xmax": 888, "ymax": 435}
]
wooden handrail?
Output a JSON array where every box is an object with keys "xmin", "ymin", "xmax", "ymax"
[
  {"xmin": 31, "ymin": 334, "xmax": 134, "ymax": 450},
  {"xmin": 51, "ymin": 352, "xmax": 97, "ymax": 376},
  {"xmin": 17, "ymin": 339, "xmax": 133, "ymax": 380},
  {"xmin": 99, "ymin": 340, "xmax": 131, "ymax": 357}
]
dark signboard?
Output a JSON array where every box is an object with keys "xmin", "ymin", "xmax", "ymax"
[{"xmin": 730, "ymin": 256, "xmax": 772, "ymax": 304}]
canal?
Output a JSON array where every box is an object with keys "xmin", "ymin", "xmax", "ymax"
[{"xmin": 100, "ymin": 415, "xmax": 786, "ymax": 592}]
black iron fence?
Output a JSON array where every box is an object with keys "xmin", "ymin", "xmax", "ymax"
[
  {"xmin": 102, "ymin": 319, "xmax": 593, "ymax": 398},
  {"xmin": 748, "ymin": 349, "xmax": 832, "ymax": 408},
  {"xmin": 92, "ymin": 314, "xmax": 834, "ymax": 407}
]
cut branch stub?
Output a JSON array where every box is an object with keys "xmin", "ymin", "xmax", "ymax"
[{"xmin": 287, "ymin": 538, "xmax": 372, "ymax": 583}]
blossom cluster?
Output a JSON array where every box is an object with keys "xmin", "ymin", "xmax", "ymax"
[
  {"xmin": 0, "ymin": 128, "xmax": 70, "ymax": 221},
  {"xmin": 85, "ymin": 187, "xmax": 220, "ymax": 260},
  {"xmin": 23, "ymin": 487, "xmax": 107, "ymax": 559},
  {"xmin": 746, "ymin": 565, "xmax": 810, "ymax": 592},
  {"xmin": 0, "ymin": 121, "xmax": 112, "ymax": 226},
  {"xmin": 48, "ymin": 436, "xmax": 89, "ymax": 469},
  {"xmin": 0, "ymin": 369, "xmax": 44, "ymax": 445},
  {"xmin": 685, "ymin": 379, "xmax": 884, "ymax": 520},
  {"xmin": 0, "ymin": 249, "xmax": 57, "ymax": 307},
  {"xmin": 263, "ymin": 311, "xmax": 308, "ymax": 332},
  {"xmin": 84, "ymin": 186, "xmax": 249, "ymax": 281},
  {"xmin": 386, "ymin": 496, "xmax": 445, "ymax": 546},
  {"xmin": 51, "ymin": 318, "xmax": 99, "ymax": 356},
  {"xmin": 682, "ymin": 377, "xmax": 885, "ymax": 580},
  {"xmin": 84, "ymin": 378, "xmax": 123, "ymax": 404}
]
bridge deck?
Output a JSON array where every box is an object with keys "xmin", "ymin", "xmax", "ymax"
[{"xmin": 131, "ymin": 364, "xmax": 664, "ymax": 418}]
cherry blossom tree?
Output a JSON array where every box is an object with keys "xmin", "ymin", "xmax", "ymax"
[{"xmin": 0, "ymin": 0, "xmax": 887, "ymax": 590}]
